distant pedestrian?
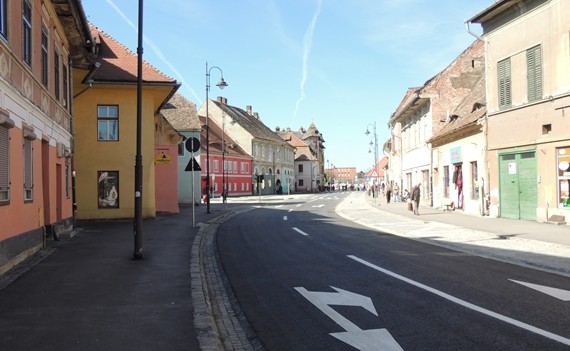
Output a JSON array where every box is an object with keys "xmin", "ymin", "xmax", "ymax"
[
  {"xmin": 393, "ymin": 183, "xmax": 400, "ymax": 202},
  {"xmin": 411, "ymin": 183, "xmax": 421, "ymax": 215},
  {"xmin": 386, "ymin": 185, "xmax": 392, "ymax": 203}
]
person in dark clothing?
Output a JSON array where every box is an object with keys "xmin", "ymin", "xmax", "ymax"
[
  {"xmin": 411, "ymin": 183, "xmax": 421, "ymax": 215},
  {"xmin": 386, "ymin": 185, "xmax": 392, "ymax": 203}
]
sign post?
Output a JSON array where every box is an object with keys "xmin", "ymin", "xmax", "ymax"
[{"xmin": 185, "ymin": 137, "xmax": 201, "ymax": 227}]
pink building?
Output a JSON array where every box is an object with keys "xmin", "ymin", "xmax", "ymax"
[{"xmin": 199, "ymin": 116, "xmax": 253, "ymax": 198}]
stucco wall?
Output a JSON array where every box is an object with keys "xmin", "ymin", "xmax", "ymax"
[{"xmin": 73, "ymin": 86, "xmax": 157, "ymax": 219}]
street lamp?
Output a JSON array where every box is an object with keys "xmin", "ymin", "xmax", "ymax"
[
  {"xmin": 222, "ymin": 113, "xmax": 226, "ymax": 201},
  {"xmin": 133, "ymin": 0, "xmax": 144, "ymax": 259},
  {"xmin": 365, "ymin": 122, "xmax": 379, "ymax": 186},
  {"xmin": 205, "ymin": 62, "xmax": 227, "ymax": 214}
]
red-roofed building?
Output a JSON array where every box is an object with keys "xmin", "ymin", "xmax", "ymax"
[{"xmin": 73, "ymin": 25, "xmax": 180, "ymax": 219}]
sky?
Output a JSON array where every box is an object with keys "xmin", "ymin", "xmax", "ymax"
[{"xmin": 82, "ymin": 0, "xmax": 491, "ymax": 173}]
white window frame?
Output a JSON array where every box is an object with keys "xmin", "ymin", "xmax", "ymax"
[{"xmin": 97, "ymin": 105, "xmax": 119, "ymax": 141}]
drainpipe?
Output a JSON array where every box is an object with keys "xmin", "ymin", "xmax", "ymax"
[
  {"xmin": 73, "ymin": 62, "xmax": 101, "ymax": 99},
  {"xmin": 430, "ymin": 143, "xmax": 434, "ymax": 208},
  {"xmin": 465, "ymin": 22, "xmax": 483, "ymax": 41}
]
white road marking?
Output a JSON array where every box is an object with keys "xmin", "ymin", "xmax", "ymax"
[
  {"xmin": 349, "ymin": 255, "xmax": 570, "ymax": 346},
  {"xmin": 296, "ymin": 286, "xmax": 403, "ymax": 351},
  {"xmin": 293, "ymin": 227, "xmax": 309, "ymax": 236},
  {"xmin": 283, "ymin": 216, "xmax": 288, "ymax": 221},
  {"xmin": 288, "ymin": 209, "xmax": 294, "ymax": 212},
  {"xmin": 510, "ymin": 279, "xmax": 570, "ymax": 301}
]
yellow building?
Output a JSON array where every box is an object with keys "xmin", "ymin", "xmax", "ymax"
[{"xmin": 73, "ymin": 25, "xmax": 179, "ymax": 219}]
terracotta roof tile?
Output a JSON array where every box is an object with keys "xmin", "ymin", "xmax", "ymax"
[
  {"xmin": 429, "ymin": 77, "xmax": 487, "ymax": 142},
  {"xmin": 161, "ymin": 93, "xmax": 201, "ymax": 130},
  {"xmin": 198, "ymin": 116, "xmax": 250, "ymax": 158},
  {"xmin": 212, "ymin": 100, "xmax": 287, "ymax": 145},
  {"xmin": 89, "ymin": 24, "xmax": 177, "ymax": 84}
]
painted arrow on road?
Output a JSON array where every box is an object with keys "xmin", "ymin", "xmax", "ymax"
[
  {"xmin": 295, "ymin": 286, "xmax": 403, "ymax": 351},
  {"xmin": 509, "ymin": 279, "xmax": 570, "ymax": 301}
]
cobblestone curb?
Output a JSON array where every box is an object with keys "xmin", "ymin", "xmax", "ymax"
[{"xmin": 191, "ymin": 211, "xmax": 264, "ymax": 351}]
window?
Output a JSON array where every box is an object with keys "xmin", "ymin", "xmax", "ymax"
[
  {"xmin": 0, "ymin": 0, "xmax": 7, "ymax": 39},
  {"xmin": 299, "ymin": 179, "xmax": 304, "ymax": 187},
  {"xmin": 54, "ymin": 50, "xmax": 60, "ymax": 100},
  {"xmin": 41, "ymin": 27, "xmax": 48, "ymax": 86},
  {"xmin": 422, "ymin": 170, "xmax": 429, "ymax": 199},
  {"xmin": 557, "ymin": 147, "xmax": 570, "ymax": 208},
  {"xmin": 443, "ymin": 166, "xmax": 450, "ymax": 198},
  {"xmin": 0, "ymin": 125, "xmax": 9, "ymax": 203},
  {"xmin": 178, "ymin": 142, "xmax": 185, "ymax": 156},
  {"xmin": 23, "ymin": 0, "xmax": 32, "ymax": 65},
  {"xmin": 241, "ymin": 162, "xmax": 249, "ymax": 174},
  {"xmin": 213, "ymin": 160, "xmax": 219, "ymax": 172},
  {"xmin": 527, "ymin": 45, "xmax": 542, "ymax": 102},
  {"xmin": 298, "ymin": 164, "xmax": 304, "ymax": 173},
  {"xmin": 470, "ymin": 161, "xmax": 479, "ymax": 200},
  {"xmin": 63, "ymin": 63, "xmax": 69, "ymax": 108},
  {"xmin": 65, "ymin": 163, "xmax": 70, "ymax": 199},
  {"xmin": 23, "ymin": 138, "xmax": 33, "ymax": 201},
  {"xmin": 498, "ymin": 58, "xmax": 512, "ymax": 109},
  {"xmin": 97, "ymin": 105, "xmax": 119, "ymax": 141}
]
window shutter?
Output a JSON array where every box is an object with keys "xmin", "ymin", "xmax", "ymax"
[
  {"xmin": 23, "ymin": 138, "xmax": 33, "ymax": 200},
  {"xmin": 527, "ymin": 45, "xmax": 542, "ymax": 102},
  {"xmin": 0, "ymin": 126, "xmax": 9, "ymax": 194},
  {"xmin": 498, "ymin": 58, "xmax": 512, "ymax": 109}
]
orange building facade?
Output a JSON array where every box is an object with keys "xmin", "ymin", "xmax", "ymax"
[{"xmin": 0, "ymin": 1, "xmax": 92, "ymax": 273}]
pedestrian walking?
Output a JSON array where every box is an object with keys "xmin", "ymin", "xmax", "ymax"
[
  {"xmin": 393, "ymin": 182, "xmax": 400, "ymax": 202},
  {"xmin": 411, "ymin": 183, "xmax": 421, "ymax": 215}
]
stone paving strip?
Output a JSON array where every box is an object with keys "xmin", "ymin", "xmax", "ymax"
[
  {"xmin": 336, "ymin": 196, "xmax": 570, "ymax": 278},
  {"xmin": 191, "ymin": 208, "xmax": 264, "ymax": 351}
]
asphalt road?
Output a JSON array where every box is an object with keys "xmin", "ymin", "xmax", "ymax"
[{"xmin": 217, "ymin": 193, "xmax": 570, "ymax": 350}]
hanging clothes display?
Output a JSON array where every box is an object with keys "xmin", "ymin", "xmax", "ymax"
[{"xmin": 457, "ymin": 167, "xmax": 464, "ymax": 209}]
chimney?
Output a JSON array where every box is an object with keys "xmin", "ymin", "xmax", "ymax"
[
  {"xmin": 253, "ymin": 112, "xmax": 259, "ymax": 119},
  {"xmin": 246, "ymin": 105, "xmax": 252, "ymax": 115},
  {"xmin": 217, "ymin": 96, "xmax": 227, "ymax": 104}
]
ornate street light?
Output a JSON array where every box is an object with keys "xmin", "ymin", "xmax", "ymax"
[
  {"xmin": 205, "ymin": 62, "xmax": 227, "ymax": 214},
  {"xmin": 365, "ymin": 122, "xmax": 379, "ymax": 184},
  {"xmin": 133, "ymin": 0, "xmax": 144, "ymax": 259}
]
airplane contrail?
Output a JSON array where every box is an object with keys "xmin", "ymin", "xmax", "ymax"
[
  {"xmin": 293, "ymin": 0, "xmax": 323, "ymax": 120},
  {"xmin": 105, "ymin": 0, "xmax": 202, "ymax": 103}
]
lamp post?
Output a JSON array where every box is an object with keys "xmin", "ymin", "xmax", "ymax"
[
  {"xmin": 205, "ymin": 62, "xmax": 227, "ymax": 214},
  {"xmin": 222, "ymin": 113, "xmax": 226, "ymax": 201},
  {"xmin": 365, "ymin": 122, "xmax": 379, "ymax": 187},
  {"xmin": 133, "ymin": 0, "xmax": 144, "ymax": 259}
]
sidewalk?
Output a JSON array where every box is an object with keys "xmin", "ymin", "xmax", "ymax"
[
  {"xmin": 336, "ymin": 191, "xmax": 570, "ymax": 277},
  {"xmin": 0, "ymin": 202, "xmax": 242, "ymax": 351}
]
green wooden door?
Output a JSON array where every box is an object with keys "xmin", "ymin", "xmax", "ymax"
[
  {"xmin": 518, "ymin": 152, "xmax": 537, "ymax": 220},
  {"xmin": 498, "ymin": 151, "xmax": 537, "ymax": 220},
  {"xmin": 499, "ymin": 154, "xmax": 520, "ymax": 219}
]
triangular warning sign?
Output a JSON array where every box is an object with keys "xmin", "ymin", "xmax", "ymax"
[{"xmin": 185, "ymin": 157, "xmax": 201, "ymax": 172}]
